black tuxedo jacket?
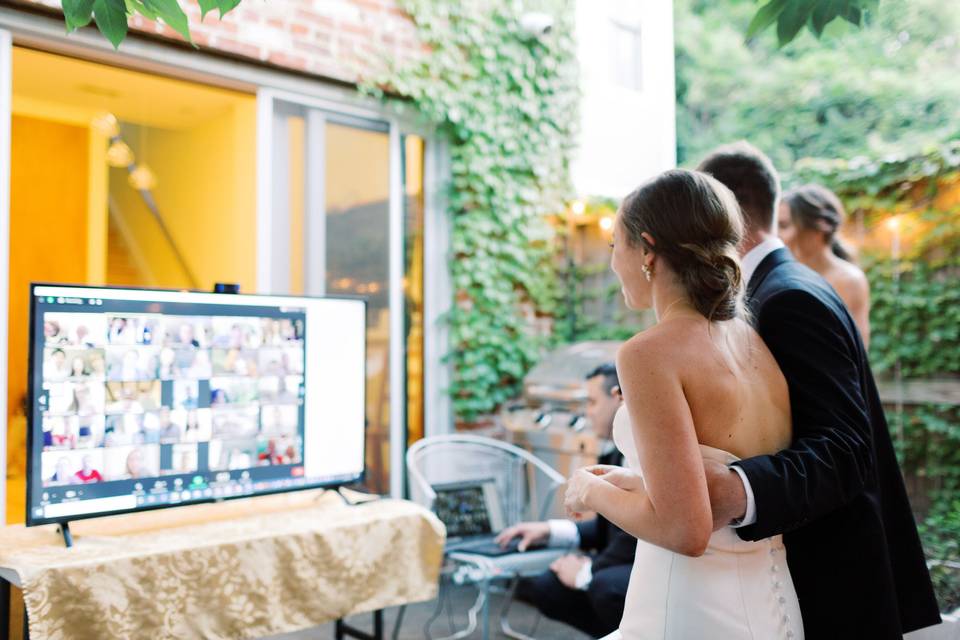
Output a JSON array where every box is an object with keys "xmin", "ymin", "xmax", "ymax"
[
  {"xmin": 734, "ymin": 248, "xmax": 940, "ymax": 638},
  {"xmin": 576, "ymin": 450, "xmax": 636, "ymax": 572}
]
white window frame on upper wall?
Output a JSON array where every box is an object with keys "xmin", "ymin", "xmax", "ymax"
[{"xmin": 0, "ymin": 7, "xmax": 454, "ymax": 518}]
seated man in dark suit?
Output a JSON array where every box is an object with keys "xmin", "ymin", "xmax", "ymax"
[{"xmin": 495, "ymin": 364, "xmax": 634, "ymax": 638}]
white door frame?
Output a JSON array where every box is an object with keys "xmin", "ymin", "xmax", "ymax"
[{"xmin": 0, "ymin": 27, "xmax": 11, "ymax": 521}]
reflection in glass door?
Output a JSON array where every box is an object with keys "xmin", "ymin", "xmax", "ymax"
[
  {"xmin": 267, "ymin": 97, "xmax": 426, "ymax": 495},
  {"xmin": 324, "ymin": 122, "xmax": 392, "ymax": 494},
  {"xmin": 403, "ymin": 135, "xmax": 425, "ymax": 446}
]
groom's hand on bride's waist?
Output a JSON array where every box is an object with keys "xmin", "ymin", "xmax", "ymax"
[{"xmin": 703, "ymin": 457, "xmax": 747, "ymax": 531}]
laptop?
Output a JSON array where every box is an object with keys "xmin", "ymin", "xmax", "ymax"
[{"xmin": 432, "ymin": 479, "xmax": 532, "ymax": 556}]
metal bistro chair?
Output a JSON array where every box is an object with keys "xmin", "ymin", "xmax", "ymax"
[{"xmin": 406, "ymin": 434, "xmax": 568, "ymax": 640}]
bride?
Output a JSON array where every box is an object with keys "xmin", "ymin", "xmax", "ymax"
[{"xmin": 564, "ymin": 169, "xmax": 803, "ymax": 639}]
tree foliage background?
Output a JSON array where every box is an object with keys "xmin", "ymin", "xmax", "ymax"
[{"xmin": 675, "ymin": 0, "xmax": 960, "ymax": 170}]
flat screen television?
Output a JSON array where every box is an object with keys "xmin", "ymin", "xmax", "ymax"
[{"xmin": 26, "ymin": 284, "xmax": 366, "ymax": 527}]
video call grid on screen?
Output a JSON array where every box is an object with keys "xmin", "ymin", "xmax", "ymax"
[{"xmin": 27, "ymin": 285, "xmax": 366, "ymax": 526}]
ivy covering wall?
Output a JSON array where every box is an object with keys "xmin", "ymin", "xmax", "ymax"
[{"xmin": 366, "ymin": 1, "xmax": 580, "ymax": 421}]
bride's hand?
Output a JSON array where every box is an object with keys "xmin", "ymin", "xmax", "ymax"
[
  {"xmin": 588, "ymin": 466, "xmax": 645, "ymax": 492},
  {"xmin": 564, "ymin": 468, "xmax": 600, "ymax": 518},
  {"xmin": 583, "ymin": 464, "xmax": 620, "ymax": 476}
]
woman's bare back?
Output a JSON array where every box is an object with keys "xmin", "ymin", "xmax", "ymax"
[{"xmin": 643, "ymin": 316, "xmax": 791, "ymax": 459}]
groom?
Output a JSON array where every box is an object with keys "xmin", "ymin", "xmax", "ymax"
[{"xmin": 698, "ymin": 142, "xmax": 940, "ymax": 638}]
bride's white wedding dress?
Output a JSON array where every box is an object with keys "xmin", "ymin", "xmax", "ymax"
[{"xmin": 604, "ymin": 406, "xmax": 804, "ymax": 640}]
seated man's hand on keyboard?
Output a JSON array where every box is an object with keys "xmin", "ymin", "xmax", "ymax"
[{"xmin": 494, "ymin": 521, "xmax": 550, "ymax": 552}]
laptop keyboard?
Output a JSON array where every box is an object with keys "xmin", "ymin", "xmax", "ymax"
[{"xmin": 448, "ymin": 537, "xmax": 530, "ymax": 557}]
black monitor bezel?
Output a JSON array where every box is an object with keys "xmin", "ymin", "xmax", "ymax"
[{"xmin": 25, "ymin": 282, "xmax": 368, "ymax": 527}]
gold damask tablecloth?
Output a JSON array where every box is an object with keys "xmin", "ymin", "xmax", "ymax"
[{"xmin": 0, "ymin": 490, "xmax": 445, "ymax": 640}]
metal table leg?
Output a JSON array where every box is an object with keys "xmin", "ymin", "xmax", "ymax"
[
  {"xmin": 1, "ymin": 579, "xmax": 9, "ymax": 640},
  {"xmin": 335, "ymin": 609, "xmax": 384, "ymax": 640},
  {"xmin": 479, "ymin": 577, "xmax": 490, "ymax": 640}
]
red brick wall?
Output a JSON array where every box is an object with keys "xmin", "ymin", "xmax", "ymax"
[{"xmin": 13, "ymin": 0, "xmax": 423, "ymax": 85}]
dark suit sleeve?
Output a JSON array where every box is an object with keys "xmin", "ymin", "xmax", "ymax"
[
  {"xmin": 592, "ymin": 527, "xmax": 636, "ymax": 572},
  {"xmin": 576, "ymin": 518, "xmax": 599, "ymax": 550},
  {"xmin": 734, "ymin": 289, "xmax": 874, "ymax": 541}
]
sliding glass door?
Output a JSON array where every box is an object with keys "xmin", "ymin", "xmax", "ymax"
[{"xmin": 263, "ymin": 94, "xmax": 426, "ymax": 496}]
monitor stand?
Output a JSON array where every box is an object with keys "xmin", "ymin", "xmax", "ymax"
[
  {"xmin": 57, "ymin": 522, "xmax": 74, "ymax": 548},
  {"xmin": 336, "ymin": 486, "xmax": 381, "ymax": 507}
]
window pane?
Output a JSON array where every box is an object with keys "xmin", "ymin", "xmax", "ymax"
[
  {"xmin": 324, "ymin": 123, "xmax": 392, "ymax": 493},
  {"xmin": 288, "ymin": 116, "xmax": 306, "ymax": 295},
  {"xmin": 404, "ymin": 135, "xmax": 426, "ymax": 446}
]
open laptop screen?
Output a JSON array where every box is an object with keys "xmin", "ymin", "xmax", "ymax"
[{"xmin": 432, "ymin": 480, "xmax": 504, "ymax": 539}]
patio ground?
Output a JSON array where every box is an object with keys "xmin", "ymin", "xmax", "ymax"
[{"xmin": 266, "ymin": 582, "xmax": 592, "ymax": 639}]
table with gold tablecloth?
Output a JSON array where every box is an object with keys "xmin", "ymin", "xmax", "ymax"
[{"xmin": 0, "ymin": 489, "xmax": 445, "ymax": 640}]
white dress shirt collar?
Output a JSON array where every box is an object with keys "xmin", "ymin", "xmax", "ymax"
[{"xmin": 742, "ymin": 237, "xmax": 786, "ymax": 285}]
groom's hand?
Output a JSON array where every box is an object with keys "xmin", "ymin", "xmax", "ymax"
[
  {"xmin": 551, "ymin": 554, "xmax": 590, "ymax": 590},
  {"xmin": 703, "ymin": 458, "xmax": 747, "ymax": 531}
]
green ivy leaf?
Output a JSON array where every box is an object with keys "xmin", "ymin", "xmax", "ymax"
[
  {"xmin": 777, "ymin": 1, "xmax": 814, "ymax": 47},
  {"xmin": 216, "ymin": 0, "xmax": 241, "ymax": 17},
  {"xmin": 842, "ymin": 4, "xmax": 863, "ymax": 26},
  {"xmin": 746, "ymin": 0, "xmax": 789, "ymax": 40},
  {"xmin": 63, "ymin": 0, "xmax": 95, "ymax": 31},
  {"xmin": 809, "ymin": 0, "xmax": 838, "ymax": 38},
  {"xmin": 92, "ymin": 0, "xmax": 128, "ymax": 49},
  {"xmin": 142, "ymin": 0, "xmax": 193, "ymax": 43},
  {"xmin": 126, "ymin": 0, "xmax": 159, "ymax": 20},
  {"xmin": 197, "ymin": 0, "xmax": 218, "ymax": 19},
  {"xmin": 197, "ymin": 0, "xmax": 239, "ymax": 19}
]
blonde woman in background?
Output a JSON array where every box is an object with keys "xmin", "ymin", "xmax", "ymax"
[{"xmin": 778, "ymin": 184, "xmax": 871, "ymax": 345}]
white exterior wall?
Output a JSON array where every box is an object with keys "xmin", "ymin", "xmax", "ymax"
[{"xmin": 572, "ymin": 0, "xmax": 677, "ymax": 199}]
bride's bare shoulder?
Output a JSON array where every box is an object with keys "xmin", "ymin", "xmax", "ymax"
[{"xmin": 616, "ymin": 324, "xmax": 684, "ymax": 377}]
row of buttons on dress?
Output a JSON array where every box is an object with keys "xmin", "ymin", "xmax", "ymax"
[{"xmin": 770, "ymin": 545, "xmax": 796, "ymax": 639}]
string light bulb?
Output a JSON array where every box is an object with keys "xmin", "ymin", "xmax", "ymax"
[
  {"xmin": 886, "ymin": 216, "xmax": 901, "ymax": 231},
  {"xmin": 128, "ymin": 164, "xmax": 157, "ymax": 190},
  {"xmin": 106, "ymin": 140, "xmax": 134, "ymax": 168},
  {"xmin": 91, "ymin": 112, "xmax": 120, "ymax": 138},
  {"xmin": 571, "ymin": 199, "xmax": 586, "ymax": 215},
  {"xmin": 599, "ymin": 216, "xmax": 614, "ymax": 231}
]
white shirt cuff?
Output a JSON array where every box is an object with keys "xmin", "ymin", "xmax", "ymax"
[
  {"xmin": 729, "ymin": 465, "xmax": 757, "ymax": 527},
  {"xmin": 574, "ymin": 558, "xmax": 593, "ymax": 590},
  {"xmin": 547, "ymin": 519, "xmax": 581, "ymax": 548}
]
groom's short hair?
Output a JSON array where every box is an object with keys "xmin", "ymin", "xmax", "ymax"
[
  {"xmin": 697, "ymin": 141, "xmax": 780, "ymax": 233},
  {"xmin": 586, "ymin": 363, "xmax": 619, "ymax": 395}
]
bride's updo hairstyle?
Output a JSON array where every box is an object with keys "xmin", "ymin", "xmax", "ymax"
[{"xmin": 620, "ymin": 169, "xmax": 746, "ymax": 322}]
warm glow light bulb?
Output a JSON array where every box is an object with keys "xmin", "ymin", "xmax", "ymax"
[
  {"xmin": 599, "ymin": 216, "xmax": 614, "ymax": 231},
  {"xmin": 106, "ymin": 140, "xmax": 134, "ymax": 168},
  {"xmin": 128, "ymin": 165, "xmax": 157, "ymax": 190},
  {"xmin": 571, "ymin": 200, "xmax": 586, "ymax": 215},
  {"xmin": 886, "ymin": 217, "xmax": 901, "ymax": 231},
  {"xmin": 91, "ymin": 113, "xmax": 120, "ymax": 138}
]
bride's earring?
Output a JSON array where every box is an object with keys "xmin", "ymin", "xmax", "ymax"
[{"xmin": 642, "ymin": 264, "xmax": 653, "ymax": 282}]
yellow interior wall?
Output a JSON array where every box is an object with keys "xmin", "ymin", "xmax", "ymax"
[
  {"xmin": 87, "ymin": 130, "xmax": 108, "ymax": 285},
  {"xmin": 108, "ymin": 103, "xmax": 257, "ymax": 292},
  {"xmin": 326, "ymin": 124, "xmax": 391, "ymax": 212},
  {"xmin": 7, "ymin": 116, "xmax": 90, "ymax": 524},
  {"xmin": 288, "ymin": 117, "xmax": 305, "ymax": 295},
  {"xmin": 6, "ymin": 47, "xmax": 256, "ymax": 522}
]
